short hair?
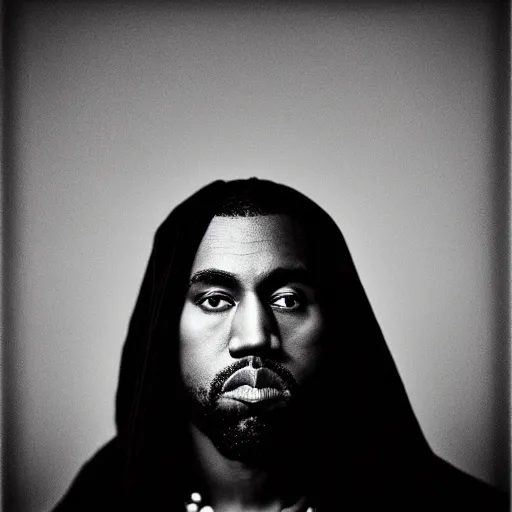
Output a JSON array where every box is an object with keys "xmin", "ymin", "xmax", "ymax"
[
  {"xmin": 213, "ymin": 177, "xmax": 274, "ymax": 216},
  {"xmin": 213, "ymin": 177, "xmax": 314, "ymax": 218}
]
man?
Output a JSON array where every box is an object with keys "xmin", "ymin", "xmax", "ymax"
[{"xmin": 54, "ymin": 178, "xmax": 507, "ymax": 511}]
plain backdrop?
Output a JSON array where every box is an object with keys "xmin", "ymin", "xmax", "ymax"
[{"xmin": 3, "ymin": 1, "xmax": 509, "ymax": 511}]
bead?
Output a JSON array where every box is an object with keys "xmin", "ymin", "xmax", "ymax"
[
  {"xmin": 186, "ymin": 504, "xmax": 199, "ymax": 512},
  {"xmin": 191, "ymin": 492, "xmax": 202, "ymax": 503},
  {"xmin": 199, "ymin": 507, "xmax": 213, "ymax": 512}
]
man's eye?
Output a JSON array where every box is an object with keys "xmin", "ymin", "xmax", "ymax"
[
  {"xmin": 196, "ymin": 295, "xmax": 234, "ymax": 312},
  {"xmin": 270, "ymin": 294, "xmax": 302, "ymax": 311}
]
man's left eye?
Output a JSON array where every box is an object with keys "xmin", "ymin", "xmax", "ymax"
[{"xmin": 270, "ymin": 294, "xmax": 302, "ymax": 311}]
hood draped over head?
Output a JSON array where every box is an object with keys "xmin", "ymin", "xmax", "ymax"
[
  {"xmin": 54, "ymin": 178, "xmax": 506, "ymax": 512},
  {"xmin": 114, "ymin": 178, "xmax": 432, "ymax": 509}
]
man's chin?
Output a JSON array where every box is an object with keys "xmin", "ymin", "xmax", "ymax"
[
  {"xmin": 202, "ymin": 415, "xmax": 277, "ymax": 463},
  {"xmin": 191, "ymin": 396, "xmax": 294, "ymax": 463}
]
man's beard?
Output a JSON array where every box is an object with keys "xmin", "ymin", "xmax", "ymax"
[{"xmin": 182, "ymin": 357, "xmax": 299, "ymax": 464}]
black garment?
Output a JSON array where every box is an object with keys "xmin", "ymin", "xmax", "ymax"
[{"xmin": 53, "ymin": 179, "xmax": 508, "ymax": 511}]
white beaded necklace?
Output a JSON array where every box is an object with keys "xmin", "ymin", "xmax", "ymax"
[{"xmin": 184, "ymin": 492, "xmax": 316, "ymax": 512}]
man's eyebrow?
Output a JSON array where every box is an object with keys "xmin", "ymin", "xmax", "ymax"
[
  {"xmin": 188, "ymin": 266, "xmax": 312, "ymax": 290},
  {"xmin": 188, "ymin": 269, "xmax": 240, "ymax": 289}
]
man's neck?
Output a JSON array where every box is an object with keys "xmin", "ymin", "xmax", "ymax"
[{"xmin": 188, "ymin": 424, "xmax": 308, "ymax": 512}]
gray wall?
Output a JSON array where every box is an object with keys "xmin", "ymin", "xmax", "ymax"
[{"xmin": 4, "ymin": 1, "xmax": 509, "ymax": 511}]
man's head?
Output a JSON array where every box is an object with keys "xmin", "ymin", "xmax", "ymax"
[{"xmin": 179, "ymin": 214, "xmax": 325, "ymax": 461}]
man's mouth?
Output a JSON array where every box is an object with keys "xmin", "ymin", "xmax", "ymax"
[
  {"xmin": 221, "ymin": 385, "xmax": 290, "ymax": 403},
  {"xmin": 218, "ymin": 366, "xmax": 290, "ymax": 404}
]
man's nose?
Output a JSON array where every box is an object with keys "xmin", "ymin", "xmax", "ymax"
[{"xmin": 228, "ymin": 294, "xmax": 278, "ymax": 358}]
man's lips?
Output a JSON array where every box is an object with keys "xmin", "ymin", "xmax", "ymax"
[
  {"xmin": 219, "ymin": 367, "xmax": 290, "ymax": 404},
  {"xmin": 221, "ymin": 385, "xmax": 289, "ymax": 403},
  {"xmin": 221, "ymin": 367, "xmax": 286, "ymax": 393}
]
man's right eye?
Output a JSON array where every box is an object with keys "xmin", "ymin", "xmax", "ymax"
[{"xmin": 195, "ymin": 294, "xmax": 234, "ymax": 312}]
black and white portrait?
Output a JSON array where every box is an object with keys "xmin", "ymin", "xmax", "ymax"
[{"xmin": 3, "ymin": 1, "xmax": 509, "ymax": 511}]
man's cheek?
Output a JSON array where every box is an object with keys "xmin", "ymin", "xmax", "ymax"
[{"xmin": 181, "ymin": 359, "xmax": 213, "ymax": 391}]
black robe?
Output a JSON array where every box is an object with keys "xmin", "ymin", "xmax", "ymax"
[{"xmin": 53, "ymin": 179, "xmax": 508, "ymax": 511}]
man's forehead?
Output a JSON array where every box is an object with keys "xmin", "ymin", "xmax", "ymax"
[
  {"xmin": 202, "ymin": 215, "xmax": 303, "ymax": 246},
  {"xmin": 191, "ymin": 214, "xmax": 308, "ymax": 272}
]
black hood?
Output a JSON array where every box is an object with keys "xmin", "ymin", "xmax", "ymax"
[{"xmin": 114, "ymin": 178, "xmax": 432, "ymax": 505}]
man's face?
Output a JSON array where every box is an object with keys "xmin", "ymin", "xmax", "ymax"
[{"xmin": 179, "ymin": 214, "xmax": 325, "ymax": 460}]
